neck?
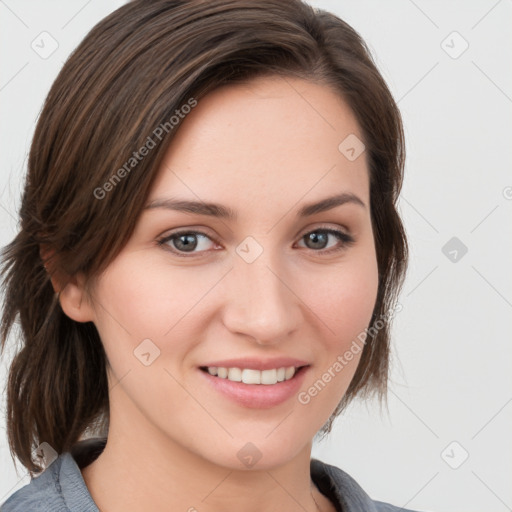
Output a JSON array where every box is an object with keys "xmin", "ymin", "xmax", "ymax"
[{"xmin": 80, "ymin": 389, "xmax": 334, "ymax": 512}]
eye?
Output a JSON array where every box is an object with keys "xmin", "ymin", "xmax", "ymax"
[
  {"xmin": 157, "ymin": 230, "xmax": 218, "ymax": 257},
  {"xmin": 157, "ymin": 226, "xmax": 355, "ymax": 258},
  {"xmin": 296, "ymin": 228, "xmax": 355, "ymax": 254}
]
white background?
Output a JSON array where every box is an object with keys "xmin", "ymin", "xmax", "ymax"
[{"xmin": 1, "ymin": 1, "xmax": 511, "ymax": 511}]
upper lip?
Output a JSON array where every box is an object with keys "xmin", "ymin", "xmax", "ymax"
[{"xmin": 200, "ymin": 357, "xmax": 310, "ymax": 371}]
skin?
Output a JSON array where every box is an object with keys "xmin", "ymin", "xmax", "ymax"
[{"xmin": 57, "ymin": 75, "xmax": 379, "ymax": 512}]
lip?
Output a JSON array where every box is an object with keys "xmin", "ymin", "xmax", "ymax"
[
  {"xmin": 198, "ymin": 364, "xmax": 310, "ymax": 409},
  {"xmin": 199, "ymin": 357, "xmax": 310, "ymax": 371}
]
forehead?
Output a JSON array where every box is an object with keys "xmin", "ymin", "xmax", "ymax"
[{"xmin": 149, "ymin": 75, "xmax": 369, "ymax": 213}]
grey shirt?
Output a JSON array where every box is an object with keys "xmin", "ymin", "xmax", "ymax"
[{"xmin": 1, "ymin": 438, "xmax": 420, "ymax": 511}]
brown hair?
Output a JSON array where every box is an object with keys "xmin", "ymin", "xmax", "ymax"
[{"xmin": 0, "ymin": 0, "xmax": 407, "ymax": 474}]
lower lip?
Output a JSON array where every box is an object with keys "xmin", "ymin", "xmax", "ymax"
[{"xmin": 198, "ymin": 366, "xmax": 310, "ymax": 409}]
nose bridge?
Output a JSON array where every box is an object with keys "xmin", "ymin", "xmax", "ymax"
[{"xmin": 223, "ymin": 242, "xmax": 301, "ymax": 343}]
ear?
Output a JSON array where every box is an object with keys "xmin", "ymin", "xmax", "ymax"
[
  {"xmin": 40, "ymin": 244, "xmax": 96, "ymax": 323},
  {"xmin": 58, "ymin": 272, "xmax": 96, "ymax": 323}
]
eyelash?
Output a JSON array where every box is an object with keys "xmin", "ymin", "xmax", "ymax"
[{"xmin": 156, "ymin": 227, "xmax": 355, "ymax": 258}]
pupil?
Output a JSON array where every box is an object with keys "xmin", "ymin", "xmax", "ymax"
[
  {"xmin": 307, "ymin": 232, "xmax": 327, "ymax": 249},
  {"xmin": 176, "ymin": 234, "xmax": 197, "ymax": 251}
]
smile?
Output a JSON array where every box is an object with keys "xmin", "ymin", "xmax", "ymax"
[
  {"xmin": 198, "ymin": 365, "xmax": 310, "ymax": 408},
  {"xmin": 200, "ymin": 365, "xmax": 305, "ymax": 385}
]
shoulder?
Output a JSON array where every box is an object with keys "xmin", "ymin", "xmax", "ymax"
[
  {"xmin": 311, "ymin": 457, "xmax": 422, "ymax": 512},
  {"xmin": 373, "ymin": 500, "xmax": 420, "ymax": 512},
  {"xmin": 1, "ymin": 455, "xmax": 65, "ymax": 511},
  {"xmin": 0, "ymin": 452, "xmax": 98, "ymax": 512}
]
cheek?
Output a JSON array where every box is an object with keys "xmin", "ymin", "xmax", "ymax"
[
  {"xmin": 293, "ymin": 253, "xmax": 378, "ymax": 419},
  {"xmin": 92, "ymin": 255, "xmax": 215, "ymax": 343},
  {"xmin": 297, "ymin": 250, "xmax": 379, "ymax": 346},
  {"xmin": 91, "ymin": 240, "xmax": 378, "ymax": 367}
]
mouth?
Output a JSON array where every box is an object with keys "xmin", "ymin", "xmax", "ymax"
[
  {"xmin": 198, "ymin": 364, "xmax": 311, "ymax": 408},
  {"xmin": 199, "ymin": 365, "xmax": 309, "ymax": 385}
]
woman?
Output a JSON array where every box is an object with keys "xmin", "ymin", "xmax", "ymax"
[{"xmin": 0, "ymin": 0, "xmax": 413, "ymax": 510}]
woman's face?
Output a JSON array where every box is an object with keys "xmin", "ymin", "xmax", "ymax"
[{"xmin": 77, "ymin": 75, "xmax": 379, "ymax": 468}]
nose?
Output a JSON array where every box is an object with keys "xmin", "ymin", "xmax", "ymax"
[{"xmin": 221, "ymin": 249, "xmax": 303, "ymax": 345}]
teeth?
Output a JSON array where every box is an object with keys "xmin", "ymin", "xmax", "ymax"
[
  {"xmin": 228, "ymin": 368, "xmax": 242, "ymax": 382},
  {"xmin": 205, "ymin": 366, "xmax": 298, "ymax": 385}
]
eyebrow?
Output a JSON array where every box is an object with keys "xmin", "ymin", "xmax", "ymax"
[{"xmin": 143, "ymin": 192, "xmax": 366, "ymax": 219}]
